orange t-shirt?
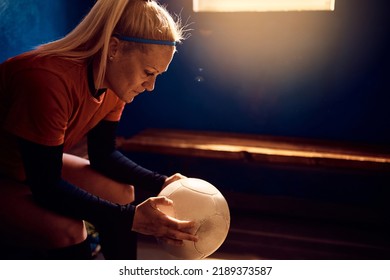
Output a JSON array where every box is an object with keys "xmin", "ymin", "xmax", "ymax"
[{"xmin": 0, "ymin": 52, "xmax": 125, "ymax": 180}]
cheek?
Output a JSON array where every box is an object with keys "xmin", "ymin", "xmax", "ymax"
[
  {"xmin": 105, "ymin": 64, "xmax": 119, "ymax": 89},
  {"xmin": 106, "ymin": 67, "xmax": 127, "ymax": 91},
  {"xmin": 117, "ymin": 65, "xmax": 142, "ymax": 87},
  {"xmin": 105, "ymin": 62, "xmax": 144, "ymax": 94}
]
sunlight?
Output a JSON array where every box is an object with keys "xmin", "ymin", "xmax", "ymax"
[{"xmin": 193, "ymin": 0, "xmax": 335, "ymax": 12}]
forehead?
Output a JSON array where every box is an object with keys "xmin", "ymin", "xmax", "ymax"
[{"xmin": 134, "ymin": 45, "xmax": 175, "ymax": 73}]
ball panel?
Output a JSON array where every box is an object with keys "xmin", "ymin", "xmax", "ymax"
[
  {"xmin": 180, "ymin": 178, "xmax": 219, "ymax": 195},
  {"xmin": 167, "ymin": 188, "xmax": 217, "ymax": 221},
  {"xmin": 194, "ymin": 214, "xmax": 230, "ymax": 256},
  {"xmin": 212, "ymin": 193, "xmax": 231, "ymax": 224},
  {"xmin": 161, "ymin": 238, "xmax": 204, "ymax": 259},
  {"xmin": 158, "ymin": 180, "xmax": 182, "ymax": 197}
]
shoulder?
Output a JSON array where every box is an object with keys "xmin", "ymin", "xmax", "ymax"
[{"xmin": 2, "ymin": 52, "xmax": 86, "ymax": 86}]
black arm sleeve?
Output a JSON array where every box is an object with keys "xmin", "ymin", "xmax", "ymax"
[
  {"xmin": 18, "ymin": 138, "xmax": 135, "ymax": 231},
  {"xmin": 87, "ymin": 120, "xmax": 167, "ymax": 195}
]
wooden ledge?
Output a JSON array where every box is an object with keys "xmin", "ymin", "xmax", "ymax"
[{"xmin": 117, "ymin": 129, "xmax": 390, "ymax": 171}]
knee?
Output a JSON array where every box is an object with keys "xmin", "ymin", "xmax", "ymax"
[{"xmin": 47, "ymin": 219, "xmax": 87, "ymax": 248}]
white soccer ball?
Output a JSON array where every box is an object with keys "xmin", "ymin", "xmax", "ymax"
[{"xmin": 157, "ymin": 177, "xmax": 230, "ymax": 259}]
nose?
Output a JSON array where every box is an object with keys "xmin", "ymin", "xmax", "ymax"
[{"xmin": 143, "ymin": 76, "xmax": 156, "ymax": 92}]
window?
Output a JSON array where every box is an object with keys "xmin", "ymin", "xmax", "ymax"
[{"xmin": 193, "ymin": 0, "xmax": 335, "ymax": 12}]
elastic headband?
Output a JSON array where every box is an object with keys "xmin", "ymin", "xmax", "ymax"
[{"xmin": 113, "ymin": 34, "xmax": 176, "ymax": 46}]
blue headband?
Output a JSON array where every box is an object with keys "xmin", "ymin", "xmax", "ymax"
[{"xmin": 113, "ymin": 34, "xmax": 176, "ymax": 46}]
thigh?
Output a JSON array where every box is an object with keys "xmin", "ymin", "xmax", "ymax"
[
  {"xmin": 0, "ymin": 178, "xmax": 87, "ymax": 249},
  {"xmin": 62, "ymin": 153, "xmax": 134, "ymax": 205}
]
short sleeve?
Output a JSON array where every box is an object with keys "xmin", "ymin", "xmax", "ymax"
[{"xmin": 4, "ymin": 68, "xmax": 71, "ymax": 146}]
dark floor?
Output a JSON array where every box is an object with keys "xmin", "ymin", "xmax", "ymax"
[{"xmin": 132, "ymin": 192, "xmax": 390, "ymax": 260}]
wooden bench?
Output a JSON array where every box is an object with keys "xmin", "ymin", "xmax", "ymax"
[{"xmin": 117, "ymin": 128, "xmax": 390, "ymax": 171}]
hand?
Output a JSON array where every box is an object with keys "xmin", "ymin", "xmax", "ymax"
[
  {"xmin": 162, "ymin": 173, "xmax": 186, "ymax": 190},
  {"xmin": 132, "ymin": 196, "xmax": 198, "ymax": 246}
]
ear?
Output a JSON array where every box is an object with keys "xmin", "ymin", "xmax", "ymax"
[{"xmin": 108, "ymin": 36, "xmax": 121, "ymax": 59}]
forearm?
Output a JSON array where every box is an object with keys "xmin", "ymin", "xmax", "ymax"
[
  {"xmin": 19, "ymin": 138, "xmax": 135, "ymax": 230},
  {"xmin": 88, "ymin": 149, "xmax": 166, "ymax": 194},
  {"xmin": 33, "ymin": 177, "xmax": 134, "ymax": 229},
  {"xmin": 87, "ymin": 121, "xmax": 167, "ymax": 194}
]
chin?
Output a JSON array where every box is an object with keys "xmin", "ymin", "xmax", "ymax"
[
  {"xmin": 117, "ymin": 93, "xmax": 135, "ymax": 103},
  {"xmin": 125, "ymin": 97, "xmax": 135, "ymax": 103}
]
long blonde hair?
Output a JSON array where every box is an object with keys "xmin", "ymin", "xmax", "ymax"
[{"xmin": 35, "ymin": 0, "xmax": 185, "ymax": 88}]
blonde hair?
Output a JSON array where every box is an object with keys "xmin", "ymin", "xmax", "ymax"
[{"xmin": 35, "ymin": 0, "xmax": 185, "ymax": 88}]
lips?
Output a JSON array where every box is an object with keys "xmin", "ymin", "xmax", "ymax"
[{"xmin": 132, "ymin": 90, "xmax": 144, "ymax": 95}]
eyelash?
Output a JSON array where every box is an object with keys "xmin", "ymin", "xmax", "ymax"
[{"xmin": 145, "ymin": 71, "xmax": 154, "ymax": 77}]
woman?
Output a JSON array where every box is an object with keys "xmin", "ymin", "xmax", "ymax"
[{"xmin": 0, "ymin": 0, "xmax": 197, "ymax": 259}]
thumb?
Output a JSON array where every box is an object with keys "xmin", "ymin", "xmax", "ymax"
[{"xmin": 152, "ymin": 196, "xmax": 173, "ymax": 208}]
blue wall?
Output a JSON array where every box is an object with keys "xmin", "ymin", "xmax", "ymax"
[
  {"xmin": 0, "ymin": 0, "xmax": 92, "ymax": 62},
  {"xmin": 118, "ymin": 0, "xmax": 390, "ymax": 146},
  {"xmin": 1, "ymin": 0, "xmax": 389, "ymax": 146}
]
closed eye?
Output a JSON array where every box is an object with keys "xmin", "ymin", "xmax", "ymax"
[{"xmin": 145, "ymin": 70, "xmax": 155, "ymax": 77}]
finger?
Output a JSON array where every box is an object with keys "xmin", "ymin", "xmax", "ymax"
[
  {"xmin": 178, "ymin": 220, "xmax": 199, "ymax": 231},
  {"xmin": 162, "ymin": 173, "xmax": 187, "ymax": 189},
  {"xmin": 151, "ymin": 196, "xmax": 173, "ymax": 208},
  {"xmin": 158, "ymin": 237, "xmax": 184, "ymax": 247},
  {"xmin": 171, "ymin": 173, "xmax": 187, "ymax": 181},
  {"xmin": 159, "ymin": 215, "xmax": 191, "ymax": 232},
  {"xmin": 164, "ymin": 216, "xmax": 197, "ymax": 231},
  {"xmin": 153, "ymin": 219, "xmax": 198, "ymax": 242},
  {"xmin": 165, "ymin": 227, "xmax": 199, "ymax": 243},
  {"xmin": 158, "ymin": 214, "xmax": 199, "ymax": 236}
]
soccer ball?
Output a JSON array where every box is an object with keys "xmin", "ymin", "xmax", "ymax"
[{"xmin": 157, "ymin": 177, "xmax": 230, "ymax": 259}]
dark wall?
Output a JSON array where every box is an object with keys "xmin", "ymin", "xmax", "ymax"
[
  {"xmin": 1, "ymin": 0, "xmax": 389, "ymax": 146},
  {"xmin": 0, "ymin": 0, "xmax": 92, "ymax": 62},
  {"xmin": 118, "ymin": 0, "xmax": 390, "ymax": 146}
]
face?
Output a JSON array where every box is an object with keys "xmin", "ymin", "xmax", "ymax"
[{"xmin": 103, "ymin": 38, "xmax": 175, "ymax": 103}]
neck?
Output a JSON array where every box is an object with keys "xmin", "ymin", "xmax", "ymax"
[{"xmin": 88, "ymin": 59, "xmax": 106, "ymax": 98}]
